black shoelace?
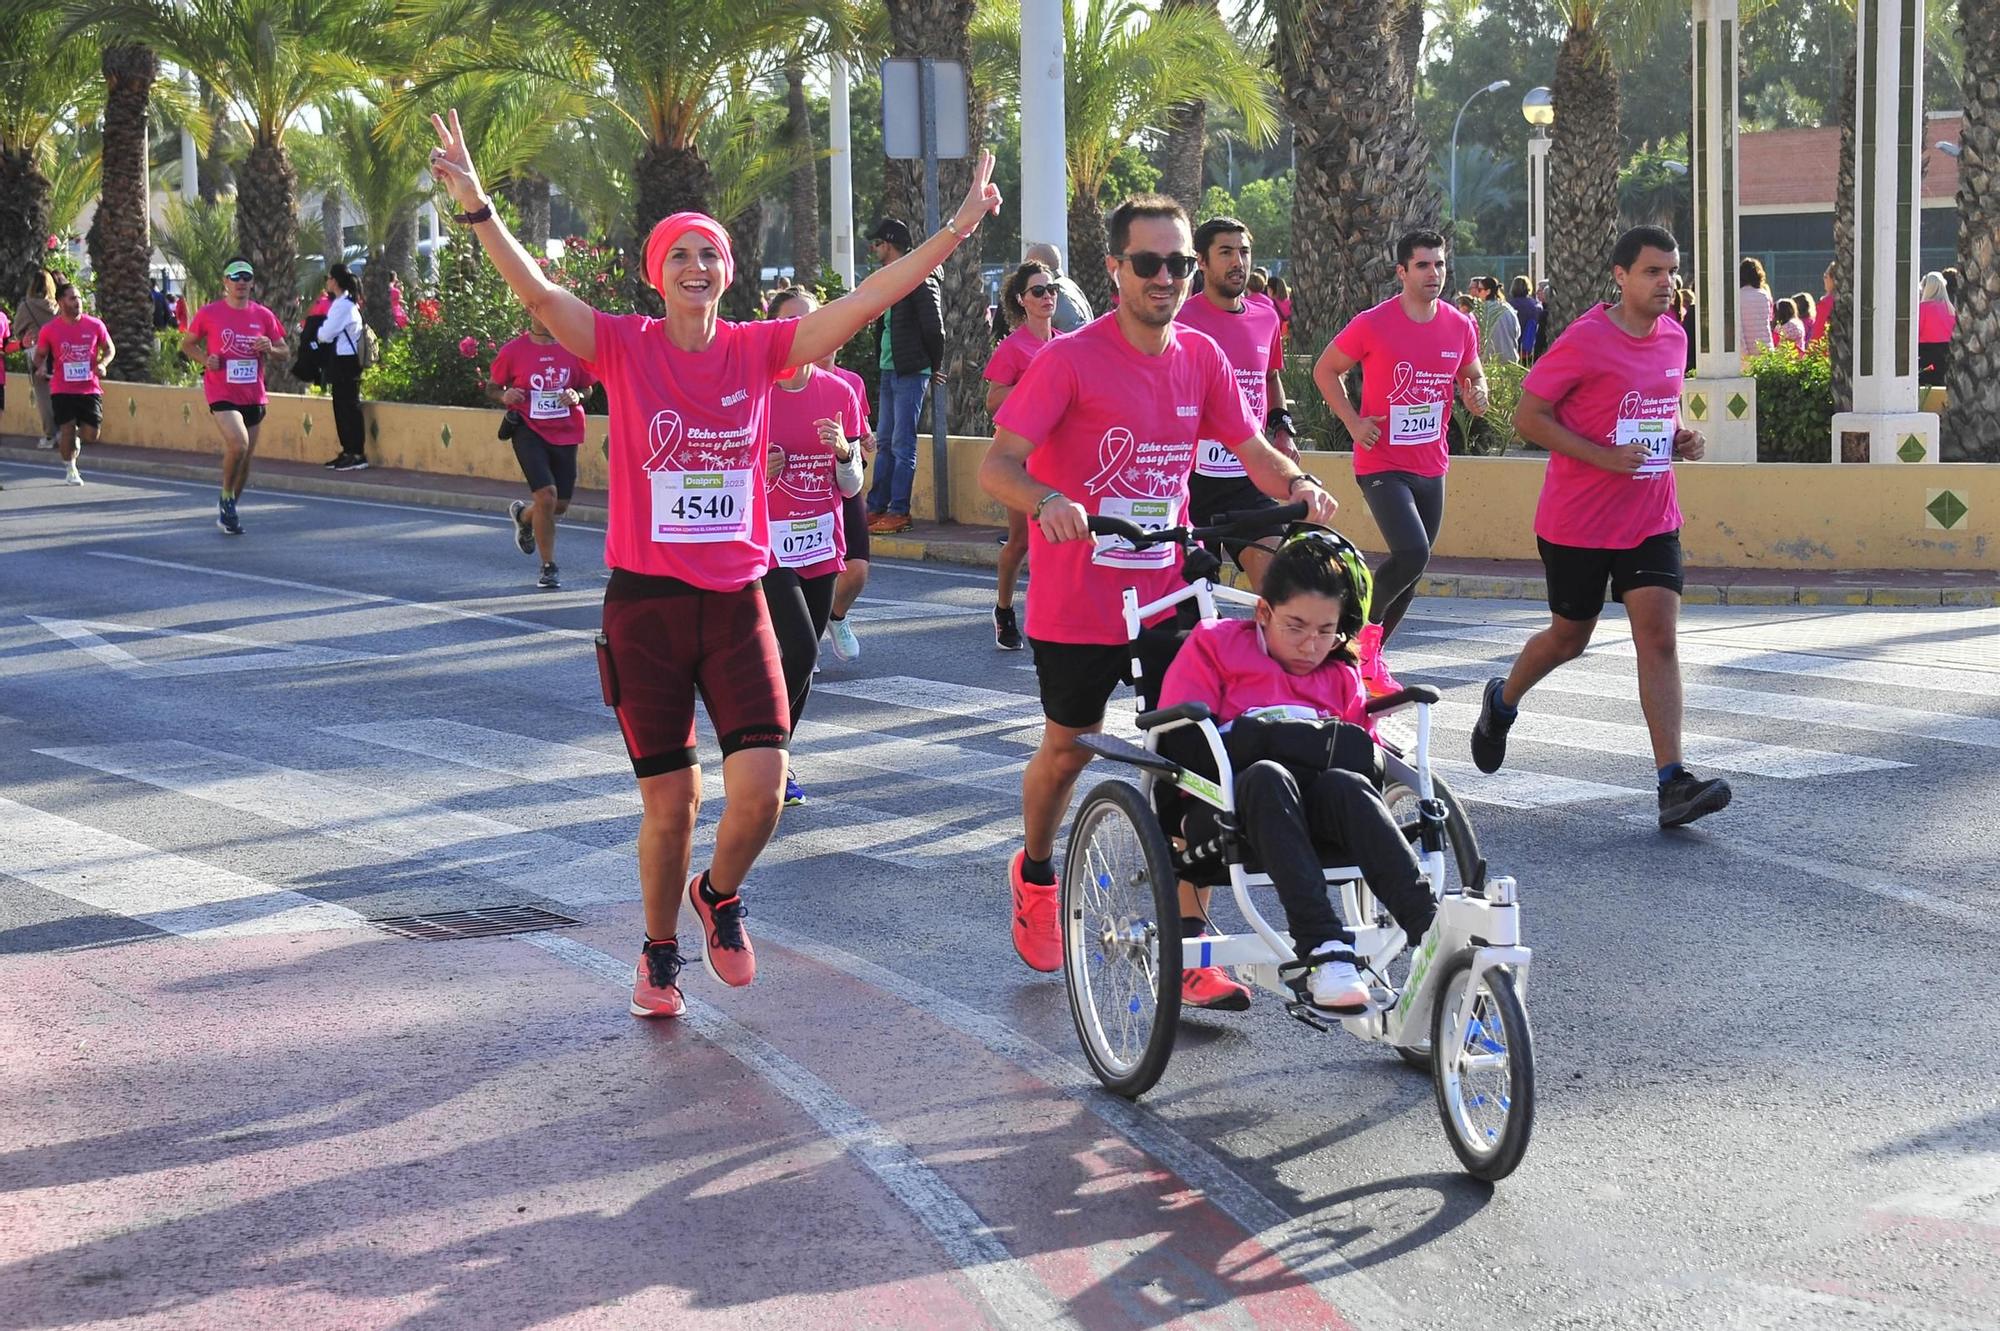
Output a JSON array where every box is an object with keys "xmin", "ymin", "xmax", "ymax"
[
  {"xmin": 705, "ymin": 893, "xmax": 749, "ymax": 951},
  {"xmin": 643, "ymin": 941, "xmax": 683, "ymax": 988}
]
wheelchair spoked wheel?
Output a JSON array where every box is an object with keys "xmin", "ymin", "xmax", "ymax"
[
  {"xmin": 1380, "ymin": 774, "xmax": 1481, "ymax": 1070},
  {"xmin": 1062, "ymin": 780, "xmax": 1182, "ymax": 1098},
  {"xmin": 1430, "ymin": 951, "xmax": 1535, "ymax": 1181}
]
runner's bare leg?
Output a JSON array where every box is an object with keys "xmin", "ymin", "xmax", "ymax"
[{"xmin": 1622, "ymin": 586, "xmax": 1685, "ymax": 768}]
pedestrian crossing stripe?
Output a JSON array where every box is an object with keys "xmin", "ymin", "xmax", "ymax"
[{"xmin": 27, "ymin": 616, "xmax": 384, "ymax": 677}]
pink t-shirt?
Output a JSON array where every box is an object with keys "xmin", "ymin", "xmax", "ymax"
[
  {"xmin": 765, "ymin": 366, "xmax": 863, "ymax": 579},
  {"xmin": 1522, "ymin": 303, "xmax": 1686, "ymax": 550},
  {"xmin": 1330, "ymin": 297, "xmax": 1481, "ymax": 478},
  {"xmin": 1160, "ymin": 619, "xmax": 1377, "ymax": 739},
  {"xmin": 1807, "ymin": 295, "xmax": 1832, "ymax": 347},
  {"xmin": 185, "ymin": 300, "xmax": 286, "ymax": 406},
  {"xmin": 490, "ymin": 335, "xmax": 595, "ymax": 446},
  {"xmin": 0, "ymin": 311, "xmax": 10, "ymax": 383},
  {"xmin": 1917, "ymin": 300, "xmax": 1956, "ymax": 343},
  {"xmin": 585, "ymin": 311, "xmax": 799, "ymax": 589},
  {"xmin": 37, "ymin": 315, "xmax": 111, "ymax": 396},
  {"xmin": 1176, "ymin": 294, "xmax": 1283, "ymax": 479},
  {"xmin": 828, "ymin": 364, "xmax": 872, "ymax": 432},
  {"xmin": 993, "ymin": 314, "xmax": 1257, "ymax": 646},
  {"xmin": 983, "ymin": 323, "xmax": 1060, "ymax": 388}
]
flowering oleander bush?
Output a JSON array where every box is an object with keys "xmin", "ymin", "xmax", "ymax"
[{"xmin": 1746, "ymin": 342, "xmax": 1834, "ymax": 462}]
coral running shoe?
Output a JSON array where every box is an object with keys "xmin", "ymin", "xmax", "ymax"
[
  {"xmin": 1355, "ymin": 622, "xmax": 1403, "ymax": 698},
  {"xmin": 1181, "ymin": 965, "xmax": 1251, "ymax": 1011},
  {"xmin": 631, "ymin": 938, "xmax": 686, "ymax": 1018},
  {"xmin": 688, "ymin": 872, "xmax": 756, "ymax": 987},
  {"xmin": 1009, "ymin": 850, "xmax": 1062, "ymax": 972}
]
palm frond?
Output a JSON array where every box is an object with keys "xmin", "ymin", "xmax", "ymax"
[{"xmin": 156, "ymin": 195, "xmax": 239, "ymax": 305}]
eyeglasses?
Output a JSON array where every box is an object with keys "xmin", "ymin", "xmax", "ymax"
[
  {"xmin": 224, "ymin": 272, "xmax": 253, "ymax": 282},
  {"xmin": 1116, "ymin": 251, "xmax": 1197, "ymax": 281},
  {"xmin": 1025, "ymin": 283, "xmax": 1057, "ymax": 300}
]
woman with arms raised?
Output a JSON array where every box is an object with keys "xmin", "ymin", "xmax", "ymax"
[{"xmin": 428, "ymin": 109, "xmax": 1000, "ymax": 1020}]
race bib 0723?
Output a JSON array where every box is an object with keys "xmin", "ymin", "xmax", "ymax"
[{"xmin": 1193, "ymin": 438, "xmax": 1247, "ymax": 479}]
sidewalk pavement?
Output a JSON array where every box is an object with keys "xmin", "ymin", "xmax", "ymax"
[{"xmin": 7, "ymin": 435, "xmax": 1995, "ymax": 608}]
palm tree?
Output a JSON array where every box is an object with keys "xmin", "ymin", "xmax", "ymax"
[
  {"xmin": 1271, "ymin": 0, "xmax": 1438, "ymax": 352},
  {"xmin": 698, "ymin": 75, "xmax": 812, "ymax": 319},
  {"xmin": 991, "ymin": 0, "xmax": 1276, "ymax": 315},
  {"xmin": 157, "ymin": 195, "xmax": 238, "ymax": 309},
  {"xmin": 1157, "ymin": 0, "xmax": 1220, "ymax": 212},
  {"xmin": 321, "ymin": 92, "xmax": 435, "ymax": 336},
  {"xmin": 1543, "ymin": 2, "xmax": 1626, "ymax": 338},
  {"xmin": 1944, "ymin": 0, "xmax": 1994, "ymax": 460},
  {"xmin": 0, "ymin": 11, "xmax": 97, "ymax": 303},
  {"xmin": 97, "ymin": 43, "xmax": 160, "ymax": 381},
  {"xmin": 782, "ymin": 52, "xmax": 822, "ymax": 283},
  {"xmin": 65, "ymin": 0, "xmax": 400, "ymax": 348}
]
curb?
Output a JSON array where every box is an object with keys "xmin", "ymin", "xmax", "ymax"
[{"xmin": 9, "ymin": 444, "xmax": 1992, "ymax": 608}]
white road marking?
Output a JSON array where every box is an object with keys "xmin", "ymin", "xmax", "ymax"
[
  {"xmin": 526, "ymin": 933, "xmax": 1080, "ymax": 1331},
  {"xmin": 26, "ymin": 615, "xmax": 384, "ymax": 677},
  {"xmin": 1428, "ymin": 758, "xmax": 1648, "ymax": 808},
  {"xmin": 0, "ymin": 795, "xmax": 365, "ymax": 938},
  {"xmin": 1392, "ymin": 651, "xmax": 2000, "ymax": 751},
  {"xmin": 817, "ymin": 675, "xmax": 1043, "ymax": 716},
  {"xmin": 1398, "ymin": 621, "xmax": 1999, "ymax": 697},
  {"xmin": 37, "ymin": 740, "xmax": 631, "ymax": 905},
  {"xmin": 1617, "ymin": 814, "xmax": 1997, "ymax": 933},
  {"xmin": 1876, "ymin": 1151, "xmax": 2000, "ymax": 1226},
  {"xmin": 843, "ymin": 597, "xmax": 987, "ymax": 623},
  {"xmin": 1426, "ymin": 700, "xmax": 1906, "ymax": 779},
  {"xmin": 85, "ymin": 551, "xmax": 595, "ymax": 640},
  {"xmin": 750, "ymin": 920, "xmax": 1413, "ymax": 1330}
]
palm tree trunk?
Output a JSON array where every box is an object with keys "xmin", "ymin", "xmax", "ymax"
[
  {"xmin": 503, "ymin": 174, "xmax": 550, "ymax": 253},
  {"xmin": 632, "ymin": 141, "xmax": 714, "ymax": 314},
  {"xmin": 1544, "ymin": 18, "xmax": 1622, "ymax": 338},
  {"xmin": 884, "ymin": 0, "xmax": 987, "ymax": 440},
  {"xmin": 1943, "ymin": 0, "xmax": 1997, "ymax": 460},
  {"xmin": 1830, "ymin": 49, "xmax": 1856, "ymax": 415},
  {"xmin": 784, "ymin": 57, "xmax": 821, "ymax": 281},
  {"xmin": 363, "ymin": 209, "xmax": 415, "ymax": 338},
  {"xmin": 0, "ymin": 150, "xmax": 50, "ymax": 308},
  {"xmin": 238, "ymin": 137, "xmax": 301, "ymax": 385},
  {"xmin": 1158, "ymin": 0, "xmax": 1216, "ymax": 213},
  {"xmin": 1066, "ymin": 182, "xmax": 1114, "ymax": 315},
  {"xmin": 98, "ymin": 43, "xmax": 159, "ymax": 383},
  {"xmin": 320, "ymin": 188, "xmax": 343, "ymax": 270},
  {"xmin": 1277, "ymin": 0, "xmax": 1438, "ymax": 353},
  {"xmin": 723, "ymin": 199, "xmax": 766, "ymax": 321}
]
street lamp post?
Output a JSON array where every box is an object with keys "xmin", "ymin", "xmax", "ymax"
[
  {"xmin": 1521, "ymin": 87, "xmax": 1553, "ymax": 290},
  {"xmin": 1449, "ymin": 79, "xmax": 1511, "ymax": 233}
]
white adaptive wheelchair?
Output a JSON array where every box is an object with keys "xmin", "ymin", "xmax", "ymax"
[{"xmin": 1062, "ymin": 503, "xmax": 1536, "ymax": 1181}]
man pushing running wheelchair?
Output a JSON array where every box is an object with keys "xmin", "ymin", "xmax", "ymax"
[{"xmin": 978, "ymin": 193, "xmax": 1337, "ymax": 1009}]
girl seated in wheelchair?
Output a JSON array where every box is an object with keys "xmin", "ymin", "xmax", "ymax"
[{"xmin": 1157, "ymin": 530, "xmax": 1437, "ymax": 1014}]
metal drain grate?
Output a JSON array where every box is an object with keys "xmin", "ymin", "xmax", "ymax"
[{"xmin": 367, "ymin": 905, "xmax": 581, "ymax": 941}]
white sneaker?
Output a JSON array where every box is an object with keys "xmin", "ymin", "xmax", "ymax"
[
  {"xmin": 38, "ymin": 436, "xmax": 55, "ymax": 450},
  {"xmin": 64, "ymin": 465, "xmax": 83, "ymax": 486},
  {"xmin": 1306, "ymin": 945, "xmax": 1370, "ymax": 1014},
  {"xmin": 827, "ymin": 616, "xmax": 860, "ymax": 662}
]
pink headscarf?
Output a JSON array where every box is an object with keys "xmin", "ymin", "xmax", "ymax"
[{"xmin": 644, "ymin": 212, "xmax": 734, "ymax": 301}]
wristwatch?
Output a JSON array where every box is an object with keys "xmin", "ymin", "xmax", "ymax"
[
  {"xmin": 453, "ymin": 199, "xmax": 494, "ymax": 226},
  {"xmin": 1287, "ymin": 473, "xmax": 1324, "ymax": 494},
  {"xmin": 1269, "ymin": 408, "xmax": 1297, "ymax": 437}
]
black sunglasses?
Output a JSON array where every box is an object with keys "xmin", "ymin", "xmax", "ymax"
[
  {"xmin": 1025, "ymin": 283, "xmax": 1057, "ymax": 300},
  {"xmin": 225, "ymin": 272, "xmax": 254, "ymax": 282},
  {"xmin": 1117, "ymin": 251, "xmax": 1197, "ymax": 280}
]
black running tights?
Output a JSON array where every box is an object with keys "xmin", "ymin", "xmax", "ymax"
[{"xmin": 762, "ymin": 566, "xmax": 837, "ymax": 731}]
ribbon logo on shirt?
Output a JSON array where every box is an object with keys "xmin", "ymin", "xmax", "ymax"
[
  {"xmin": 643, "ymin": 410, "xmax": 687, "ymax": 471},
  {"xmin": 219, "ymin": 328, "xmax": 259, "ymax": 357},
  {"xmin": 1082, "ymin": 427, "xmax": 1184, "ymax": 499},
  {"xmin": 529, "ymin": 364, "xmax": 570, "ymax": 393},
  {"xmin": 1387, "ymin": 361, "xmax": 1424, "ymax": 406}
]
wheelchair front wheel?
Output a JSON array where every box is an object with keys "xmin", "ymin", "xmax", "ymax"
[
  {"xmin": 1431, "ymin": 951, "xmax": 1535, "ymax": 1181},
  {"xmin": 1062, "ymin": 780, "xmax": 1182, "ymax": 1098}
]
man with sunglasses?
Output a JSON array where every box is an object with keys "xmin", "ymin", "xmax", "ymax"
[
  {"xmin": 183, "ymin": 258, "xmax": 287, "ymax": 534},
  {"xmin": 1176, "ymin": 216, "xmax": 1294, "ymax": 590},
  {"xmin": 981, "ymin": 193, "xmax": 1338, "ymax": 1001}
]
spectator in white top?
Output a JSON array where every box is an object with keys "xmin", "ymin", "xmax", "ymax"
[
  {"xmin": 1738, "ymin": 257, "xmax": 1774, "ymax": 361},
  {"xmin": 315, "ymin": 264, "xmax": 368, "ymax": 470}
]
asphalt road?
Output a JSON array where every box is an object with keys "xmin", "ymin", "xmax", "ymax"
[{"xmin": 3, "ymin": 457, "xmax": 1996, "ymax": 1331}]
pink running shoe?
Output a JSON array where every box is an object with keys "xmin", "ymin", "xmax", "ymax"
[
  {"xmin": 688, "ymin": 872, "xmax": 757, "ymax": 988},
  {"xmin": 1355, "ymin": 622, "xmax": 1404, "ymax": 698},
  {"xmin": 631, "ymin": 938, "xmax": 686, "ymax": 1018},
  {"xmin": 1009, "ymin": 851, "xmax": 1063, "ymax": 972}
]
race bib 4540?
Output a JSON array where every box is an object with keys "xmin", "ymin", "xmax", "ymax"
[{"xmin": 650, "ymin": 468, "xmax": 751, "ymax": 543}]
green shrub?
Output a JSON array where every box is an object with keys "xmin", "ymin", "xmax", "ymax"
[
  {"xmin": 1453, "ymin": 360, "xmax": 1526, "ymax": 456},
  {"xmin": 1745, "ymin": 344, "xmax": 1833, "ymax": 462}
]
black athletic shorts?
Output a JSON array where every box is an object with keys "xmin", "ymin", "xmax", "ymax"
[
  {"xmin": 52, "ymin": 393, "xmax": 102, "ymax": 429},
  {"xmin": 512, "ymin": 426, "xmax": 578, "ymax": 501},
  {"xmin": 841, "ymin": 491, "xmax": 869, "ymax": 563},
  {"xmin": 600, "ymin": 570, "xmax": 790, "ymax": 776},
  {"xmin": 1029, "ymin": 628, "xmax": 1187, "ymax": 729},
  {"xmin": 210, "ymin": 400, "xmax": 267, "ymax": 428},
  {"xmin": 1188, "ymin": 473, "xmax": 1279, "ymax": 570},
  {"xmin": 1537, "ymin": 528, "xmax": 1685, "ymax": 622}
]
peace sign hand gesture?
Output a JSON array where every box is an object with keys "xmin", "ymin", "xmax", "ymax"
[
  {"xmin": 427, "ymin": 109, "xmax": 486, "ymax": 213},
  {"xmin": 948, "ymin": 149, "xmax": 1003, "ymax": 238}
]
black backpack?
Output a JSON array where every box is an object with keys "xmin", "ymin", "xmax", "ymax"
[{"xmin": 292, "ymin": 312, "xmax": 328, "ymax": 385}]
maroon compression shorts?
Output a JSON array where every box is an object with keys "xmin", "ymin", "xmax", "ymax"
[{"xmin": 600, "ymin": 569, "xmax": 789, "ymax": 777}]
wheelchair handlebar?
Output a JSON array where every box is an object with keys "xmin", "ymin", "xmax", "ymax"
[{"xmin": 1083, "ymin": 500, "xmax": 1311, "ymax": 550}]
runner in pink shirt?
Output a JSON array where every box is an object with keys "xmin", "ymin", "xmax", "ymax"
[
  {"xmin": 428, "ymin": 106, "xmax": 1001, "ymax": 1019},
  {"xmin": 1315, "ymin": 228, "xmax": 1488, "ymax": 697},
  {"xmin": 32, "ymin": 283, "xmax": 114, "ymax": 486},
  {"xmin": 759, "ymin": 287, "xmax": 865, "ymax": 807},
  {"xmin": 980, "ymin": 193, "xmax": 1337, "ymax": 1004},
  {"xmin": 822, "ymin": 359, "xmax": 876, "ymax": 663},
  {"xmin": 982, "ymin": 258, "xmax": 1064, "ymax": 651},
  {"xmin": 1469, "ymin": 225, "xmax": 1732, "ymax": 831},
  {"xmin": 182, "ymin": 258, "xmax": 287, "ymax": 534},
  {"xmin": 487, "ymin": 314, "xmax": 596, "ymax": 586},
  {"xmin": 1176, "ymin": 216, "xmax": 1297, "ymax": 592}
]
